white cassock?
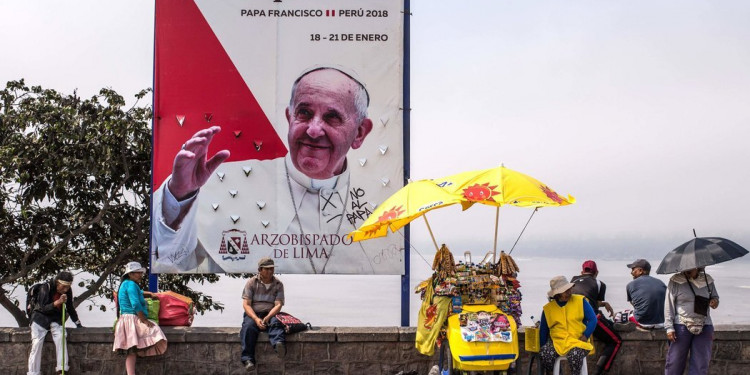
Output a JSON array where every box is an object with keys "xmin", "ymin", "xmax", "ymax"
[{"xmin": 151, "ymin": 156, "xmax": 403, "ymax": 274}]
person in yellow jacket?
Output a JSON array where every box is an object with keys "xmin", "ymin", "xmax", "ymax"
[{"xmin": 539, "ymin": 276, "xmax": 597, "ymax": 374}]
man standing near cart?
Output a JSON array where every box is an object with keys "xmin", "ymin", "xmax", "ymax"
[{"xmin": 571, "ymin": 260, "xmax": 622, "ymax": 375}]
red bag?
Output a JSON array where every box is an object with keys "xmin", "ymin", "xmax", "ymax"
[
  {"xmin": 156, "ymin": 291, "xmax": 195, "ymax": 326},
  {"xmin": 275, "ymin": 312, "xmax": 310, "ymax": 334}
]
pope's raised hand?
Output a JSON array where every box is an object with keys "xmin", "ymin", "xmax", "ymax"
[{"xmin": 168, "ymin": 126, "xmax": 230, "ymax": 200}]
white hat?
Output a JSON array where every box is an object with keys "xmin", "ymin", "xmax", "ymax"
[
  {"xmin": 547, "ymin": 275, "xmax": 575, "ymax": 298},
  {"xmin": 122, "ymin": 261, "xmax": 146, "ymax": 278}
]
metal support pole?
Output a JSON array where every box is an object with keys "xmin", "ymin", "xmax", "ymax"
[{"xmin": 400, "ymin": 0, "xmax": 412, "ymax": 328}]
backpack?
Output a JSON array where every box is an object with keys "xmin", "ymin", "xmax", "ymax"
[
  {"xmin": 275, "ymin": 312, "xmax": 311, "ymax": 334},
  {"xmin": 25, "ymin": 282, "xmax": 46, "ymax": 323}
]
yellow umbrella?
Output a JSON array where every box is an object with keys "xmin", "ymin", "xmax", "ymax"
[
  {"xmin": 432, "ymin": 165, "xmax": 575, "ymax": 210},
  {"xmin": 350, "ymin": 165, "xmax": 575, "ymax": 258},
  {"xmin": 431, "ymin": 165, "xmax": 575, "ymax": 260},
  {"xmin": 348, "ymin": 179, "xmax": 462, "ymax": 249}
]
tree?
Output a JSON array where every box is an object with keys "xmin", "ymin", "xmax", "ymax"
[{"xmin": 0, "ymin": 80, "xmax": 226, "ymax": 327}]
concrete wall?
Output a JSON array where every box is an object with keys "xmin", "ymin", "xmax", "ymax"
[{"xmin": 1, "ymin": 325, "xmax": 748, "ymax": 374}]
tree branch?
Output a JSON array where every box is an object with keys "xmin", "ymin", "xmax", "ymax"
[
  {"xmin": 74, "ymin": 214, "xmax": 148, "ymax": 304},
  {"xmin": 2, "ymin": 197, "xmax": 112, "ymax": 285},
  {"xmin": 0, "ymin": 287, "xmax": 29, "ymax": 327}
]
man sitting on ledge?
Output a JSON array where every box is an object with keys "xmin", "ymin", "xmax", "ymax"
[
  {"xmin": 240, "ymin": 257, "xmax": 286, "ymax": 372},
  {"xmin": 626, "ymin": 259, "xmax": 666, "ymax": 329}
]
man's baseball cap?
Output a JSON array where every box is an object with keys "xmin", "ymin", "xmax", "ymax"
[
  {"xmin": 627, "ymin": 259, "xmax": 651, "ymax": 272},
  {"xmin": 258, "ymin": 257, "xmax": 275, "ymax": 269},
  {"xmin": 582, "ymin": 260, "xmax": 598, "ymax": 273}
]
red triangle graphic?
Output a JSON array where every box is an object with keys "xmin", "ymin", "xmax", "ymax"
[{"xmin": 153, "ymin": 0, "xmax": 288, "ymax": 187}]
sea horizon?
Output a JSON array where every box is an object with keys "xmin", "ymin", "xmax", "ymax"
[{"xmin": 2, "ymin": 255, "xmax": 749, "ymax": 328}]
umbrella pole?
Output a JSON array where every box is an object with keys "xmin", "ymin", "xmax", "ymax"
[
  {"xmin": 493, "ymin": 206, "xmax": 500, "ymax": 263},
  {"xmin": 423, "ymin": 216, "xmax": 440, "ymax": 252}
]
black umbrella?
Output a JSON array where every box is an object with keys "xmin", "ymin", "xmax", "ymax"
[{"xmin": 656, "ymin": 237, "xmax": 749, "ymax": 274}]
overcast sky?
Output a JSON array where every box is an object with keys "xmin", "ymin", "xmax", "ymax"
[
  {"xmin": 3, "ymin": 0, "xmax": 750, "ymax": 330},
  {"xmin": 2, "ymin": 0, "xmax": 749, "ymax": 261}
]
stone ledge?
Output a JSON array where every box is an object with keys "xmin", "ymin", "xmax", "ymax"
[
  {"xmin": 0, "ymin": 328, "xmax": 11, "ymax": 342},
  {"xmin": 11, "ymin": 328, "xmax": 32, "ymax": 343},
  {"xmin": 2, "ymin": 325, "xmax": 750, "ymax": 375},
  {"xmin": 398, "ymin": 326, "xmax": 416, "ymax": 342},
  {"xmin": 1, "ymin": 325, "xmax": 749, "ymax": 343},
  {"xmin": 292, "ymin": 326, "xmax": 336, "ymax": 342},
  {"xmin": 0, "ymin": 326, "xmax": 413, "ymax": 343},
  {"xmin": 335, "ymin": 327, "xmax": 400, "ymax": 342},
  {"xmin": 519, "ymin": 324, "xmax": 750, "ymax": 341}
]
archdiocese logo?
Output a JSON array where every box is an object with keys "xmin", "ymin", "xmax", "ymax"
[{"xmin": 219, "ymin": 229, "xmax": 250, "ymax": 261}]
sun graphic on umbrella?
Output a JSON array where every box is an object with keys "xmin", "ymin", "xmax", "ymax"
[
  {"xmin": 377, "ymin": 205, "xmax": 406, "ymax": 223},
  {"xmin": 462, "ymin": 183, "xmax": 500, "ymax": 202},
  {"xmin": 540, "ymin": 185, "xmax": 564, "ymax": 204}
]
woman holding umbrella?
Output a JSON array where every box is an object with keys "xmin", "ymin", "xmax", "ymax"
[
  {"xmin": 658, "ymin": 235, "xmax": 748, "ymax": 375},
  {"xmin": 663, "ymin": 267, "xmax": 719, "ymax": 375}
]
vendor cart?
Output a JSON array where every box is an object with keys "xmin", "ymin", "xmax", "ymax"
[
  {"xmin": 422, "ymin": 248, "xmax": 522, "ymax": 375},
  {"xmin": 443, "ymin": 304, "xmax": 519, "ymax": 374},
  {"xmin": 348, "ymin": 166, "xmax": 575, "ymax": 374}
]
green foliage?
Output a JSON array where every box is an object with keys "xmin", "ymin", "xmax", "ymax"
[{"xmin": 0, "ymin": 80, "xmax": 224, "ymax": 326}]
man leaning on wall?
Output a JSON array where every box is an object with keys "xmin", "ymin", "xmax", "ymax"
[{"xmin": 27, "ymin": 271, "xmax": 83, "ymax": 375}]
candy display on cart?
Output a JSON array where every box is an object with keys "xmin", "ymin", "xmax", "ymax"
[
  {"xmin": 418, "ymin": 246, "xmax": 523, "ymax": 329},
  {"xmin": 458, "ymin": 310, "xmax": 513, "ymax": 343}
]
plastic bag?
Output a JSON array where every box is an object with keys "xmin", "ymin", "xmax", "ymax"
[
  {"xmin": 146, "ymin": 298, "xmax": 160, "ymax": 324},
  {"xmin": 156, "ymin": 291, "xmax": 195, "ymax": 326}
]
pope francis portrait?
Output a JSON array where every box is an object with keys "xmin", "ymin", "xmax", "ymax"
[{"xmin": 151, "ymin": 67, "xmax": 403, "ymax": 274}]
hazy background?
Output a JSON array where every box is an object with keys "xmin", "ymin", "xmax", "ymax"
[{"xmin": 1, "ymin": 0, "xmax": 749, "ymax": 326}]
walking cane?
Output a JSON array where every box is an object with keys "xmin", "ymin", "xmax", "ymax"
[{"xmin": 61, "ymin": 302, "xmax": 66, "ymax": 375}]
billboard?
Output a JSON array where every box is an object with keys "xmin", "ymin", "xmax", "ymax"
[{"xmin": 151, "ymin": 0, "xmax": 405, "ymax": 274}]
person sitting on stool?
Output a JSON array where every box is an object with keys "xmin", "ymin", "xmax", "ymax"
[{"xmin": 539, "ymin": 275, "xmax": 596, "ymax": 375}]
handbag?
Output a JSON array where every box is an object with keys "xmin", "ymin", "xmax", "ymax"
[
  {"xmin": 693, "ymin": 295, "xmax": 710, "ymax": 316},
  {"xmin": 684, "ymin": 273, "xmax": 712, "ymax": 335},
  {"xmin": 686, "ymin": 274, "xmax": 713, "ymax": 317},
  {"xmin": 275, "ymin": 312, "xmax": 311, "ymax": 334}
]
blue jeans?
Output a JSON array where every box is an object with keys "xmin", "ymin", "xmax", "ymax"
[
  {"xmin": 240, "ymin": 313, "xmax": 286, "ymax": 363},
  {"xmin": 665, "ymin": 324, "xmax": 713, "ymax": 375}
]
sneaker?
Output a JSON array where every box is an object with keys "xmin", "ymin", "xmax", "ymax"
[
  {"xmin": 243, "ymin": 360, "xmax": 255, "ymax": 372},
  {"xmin": 274, "ymin": 342, "xmax": 287, "ymax": 359}
]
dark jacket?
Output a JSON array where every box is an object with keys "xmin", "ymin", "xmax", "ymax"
[
  {"xmin": 30, "ymin": 277, "xmax": 81, "ymax": 329},
  {"xmin": 571, "ymin": 274, "xmax": 606, "ymax": 314}
]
